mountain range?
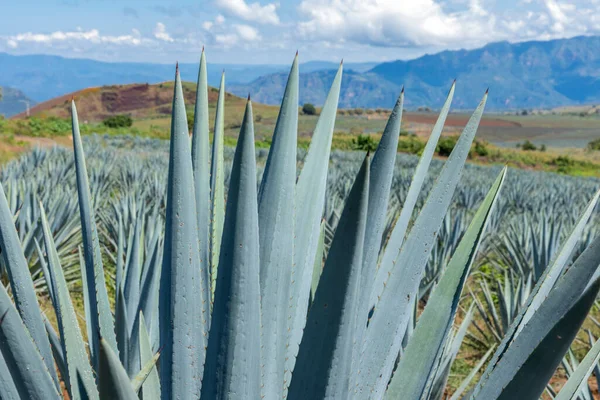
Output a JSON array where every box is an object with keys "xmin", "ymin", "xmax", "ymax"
[
  {"xmin": 2, "ymin": 35, "xmax": 600, "ymax": 115},
  {"xmin": 230, "ymin": 35, "xmax": 600, "ymax": 111}
]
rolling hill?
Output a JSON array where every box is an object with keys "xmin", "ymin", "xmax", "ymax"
[
  {"xmin": 0, "ymin": 87, "xmax": 36, "ymax": 117},
  {"xmin": 229, "ymin": 35, "xmax": 600, "ymax": 111}
]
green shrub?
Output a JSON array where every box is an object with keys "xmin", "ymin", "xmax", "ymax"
[
  {"xmin": 552, "ymin": 155, "xmax": 574, "ymax": 173},
  {"xmin": 102, "ymin": 114, "xmax": 133, "ymax": 129},
  {"xmin": 187, "ymin": 111, "xmax": 194, "ymax": 132},
  {"xmin": 588, "ymin": 138, "xmax": 600, "ymax": 151},
  {"xmin": 302, "ymin": 103, "xmax": 317, "ymax": 115},
  {"xmin": 436, "ymin": 136, "xmax": 459, "ymax": 157},
  {"xmin": 521, "ymin": 140, "xmax": 537, "ymax": 151},
  {"xmin": 473, "ymin": 140, "xmax": 489, "ymax": 157},
  {"xmin": 351, "ymin": 134, "xmax": 378, "ymax": 152},
  {"xmin": 398, "ymin": 136, "xmax": 425, "ymax": 155},
  {"xmin": 353, "ymin": 108, "xmax": 364, "ymax": 115}
]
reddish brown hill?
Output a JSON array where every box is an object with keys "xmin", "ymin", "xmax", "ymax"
[{"xmin": 11, "ymin": 81, "xmax": 240, "ymax": 122}]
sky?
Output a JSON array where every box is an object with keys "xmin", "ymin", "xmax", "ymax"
[{"xmin": 1, "ymin": 0, "xmax": 599, "ymax": 65}]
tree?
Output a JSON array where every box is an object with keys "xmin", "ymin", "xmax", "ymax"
[{"xmin": 302, "ymin": 103, "xmax": 317, "ymax": 115}]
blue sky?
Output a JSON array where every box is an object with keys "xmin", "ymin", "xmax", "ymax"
[{"xmin": 0, "ymin": 0, "xmax": 598, "ymax": 64}]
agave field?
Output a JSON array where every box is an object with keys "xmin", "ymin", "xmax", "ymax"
[{"xmin": 1, "ymin": 52, "xmax": 600, "ymax": 400}]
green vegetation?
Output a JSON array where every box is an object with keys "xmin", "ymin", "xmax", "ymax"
[
  {"xmin": 588, "ymin": 138, "xmax": 600, "ymax": 151},
  {"xmin": 351, "ymin": 134, "xmax": 377, "ymax": 152},
  {"xmin": 102, "ymin": 114, "xmax": 133, "ymax": 128},
  {"xmin": 302, "ymin": 102, "xmax": 316, "ymax": 115}
]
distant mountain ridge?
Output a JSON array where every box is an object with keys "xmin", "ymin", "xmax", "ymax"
[
  {"xmin": 4, "ymin": 35, "xmax": 600, "ymax": 111},
  {"xmin": 0, "ymin": 87, "xmax": 36, "ymax": 117},
  {"xmin": 230, "ymin": 35, "xmax": 600, "ymax": 110},
  {"xmin": 0, "ymin": 52, "xmax": 375, "ymax": 104}
]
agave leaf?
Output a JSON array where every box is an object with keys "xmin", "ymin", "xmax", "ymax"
[
  {"xmin": 210, "ymin": 72, "xmax": 226, "ymax": 299},
  {"xmin": 202, "ymin": 99, "xmax": 261, "ymax": 399},
  {"xmin": 134, "ymin": 313, "xmax": 160, "ymax": 399},
  {"xmin": 472, "ymin": 235, "xmax": 600, "ymax": 399},
  {"xmin": 288, "ymin": 153, "xmax": 370, "ymax": 400},
  {"xmin": 554, "ymin": 336, "xmax": 600, "ymax": 400},
  {"xmin": 288, "ymin": 155, "xmax": 370, "ymax": 400},
  {"xmin": 98, "ymin": 337, "xmax": 139, "ymax": 400},
  {"xmin": 0, "ymin": 183, "xmax": 58, "ymax": 387},
  {"xmin": 44, "ymin": 317, "xmax": 68, "ymax": 386},
  {"xmin": 0, "ymin": 289, "xmax": 60, "ymax": 399},
  {"xmin": 115, "ymin": 286, "xmax": 129, "ymax": 370},
  {"xmin": 385, "ymin": 167, "xmax": 506, "ymax": 399},
  {"xmin": 449, "ymin": 348, "xmax": 493, "ymax": 400},
  {"xmin": 191, "ymin": 49, "xmax": 212, "ymax": 327},
  {"xmin": 358, "ymin": 90, "xmax": 404, "ymax": 319},
  {"xmin": 0, "ymin": 350, "xmax": 19, "ymax": 400},
  {"xmin": 116, "ymin": 215, "xmax": 125, "ymax": 300},
  {"xmin": 310, "ymin": 220, "xmax": 326, "ymax": 304},
  {"xmin": 78, "ymin": 247, "xmax": 94, "ymax": 350},
  {"xmin": 39, "ymin": 201, "xmax": 99, "ymax": 400},
  {"xmin": 71, "ymin": 100, "xmax": 118, "ymax": 368},
  {"xmin": 158, "ymin": 66, "xmax": 207, "ymax": 399},
  {"xmin": 34, "ymin": 238, "xmax": 56, "ymax": 307},
  {"xmin": 475, "ymin": 188, "xmax": 600, "ymax": 392},
  {"xmin": 368, "ymin": 82, "xmax": 455, "ymax": 312},
  {"xmin": 258, "ymin": 54, "xmax": 298, "ymax": 399},
  {"xmin": 427, "ymin": 306, "xmax": 475, "ymax": 400},
  {"xmin": 285, "ymin": 62, "xmax": 343, "ymax": 393},
  {"xmin": 123, "ymin": 215, "xmax": 141, "ymax": 333},
  {"xmin": 360, "ymin": 91, "xmax": 487, "ymax": 398},
  {"xmin": 518, "ymin": 187, "xmax": 600, "ymax": 332}
]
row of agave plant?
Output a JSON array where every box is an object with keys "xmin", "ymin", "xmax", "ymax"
[{"xmin": 1, "ymin": 51, "xmax": 600, "ymax": 399}]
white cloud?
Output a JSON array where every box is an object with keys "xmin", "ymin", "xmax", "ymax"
[
  {"xmin": 296, "ymin": 0, "xmax": 600, "ymax": 51},
  {"xmin": 153, "ymin": 22, "xmax": 174, "ymax": 42},
  {"xmin": 234, "ymin": 24, "xmax": 261, "ymax": 41},
  {"xmin": 216, "ymin": 14, "xmax": 226, "ymax": 24},
  {"xmin": 215, "ymin": 0, "xmax": 280, "ymax": 25},
  {"xmin": 202, "ymin": 21, "xmax": 214, "ymax": 31},
  {"xmin": 3, "ymin": 28, "xmax": 144, "ymax": 48}
]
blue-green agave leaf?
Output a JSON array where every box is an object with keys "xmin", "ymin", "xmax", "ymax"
[
  {"xmin": 210, "ymin": 72, "xmax": 226, "ymax": 299},
  {"xmin": 201, "ymin": 99, "xmax": 261, "ymax": 399},
  {"xmin": 310, "ymin": 220, "xmax": 326, "ymax": 304},
  {"xmin": 134, "ymin": 313, "xmax": 160, "ymax": 399},
  {"xmin": 71, "ymin": 100, "xmax": 118, "ymax": 368},
  {"xmin": 385, "ymin": 167, "xmax": 506, "ymax": 399},
  {"xmin": 0, "ymin": 348, "xmax": 19, "ymax": 400},
  {"xmin": 123, "ymin": 215, "xmax": 141, "ymax": 333},
  {"xmin": 554, "ymin": 336, "xmax": 600, "ymax": 400},
  {"xmin": 39, "ymin": 201, "xmax": 99, "ymax": 400},
  {"xmin": 359, "ymin": 90, "xmax": 487, "ymax": 398},
  {"xmin": 472, "ymin": 235, "xmax": 600, "ymax": 399},
  {"xmin": 285, "ymin": 62, "xmax": 343, "ymax": 393},
  {"xmin": 116, "ymin": 215, "xmax": 125, "ymax": 302},
  {"xmin": 518, "ymin": 187, "xmax": 600, "ymax": 332},
  {"xmin": 78, "ymin": 246, "xmax": 94, "ymax": 362},
  {"xmin": 44, "ymin": 317, "xmax": 68, "ymax": 387},
  {"xmin": 369, "ymin": 82, "xmax": 455, "ymax": 312},
  {"xmin": 158, "ymin": 66, "xmax": 207, "ymax": 399},
  {"xmin": 359, "ymin": 90, "xmax": 403, "ymax": 313},
  {"xmin": 115, "ymin": 286, "xmax": 129, "ymax": 370},
  {"xmin": 0, "ymin": 183, "xmax": 58, "ymax": 387},
  {"xmin": 35, "ymin": 238, "xmax": 56, "ymax": 308},
  {"xmin": 98, "ymin": 337, "xmax": 139, "ymax": 400},
  {"xmin": 288, "ymin": 152, "xmax": 370, "ymax": 400},
  {"xmin": 191, "ymin": 49, "xmax": 212, "ymax": 327},
  {"xmin": 258, "ymin": 54, "xmax": 298, "ymax": 399},
  {"xmin": 0, "ymin": 287, "xmax": 60, "ymax": 400},
  {"xmin": 474, "ymin": 188, "xmax": 600, "ymax": 393}
]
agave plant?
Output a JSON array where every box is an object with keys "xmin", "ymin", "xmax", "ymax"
[{"xmin": 1, "ymin": 51, "xmax": 600, "ymax": 400}]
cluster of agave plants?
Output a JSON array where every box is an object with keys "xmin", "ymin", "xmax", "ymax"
[{"xmin": 1, "ymin": 51, "xmax": 600, "ymax": 400}]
